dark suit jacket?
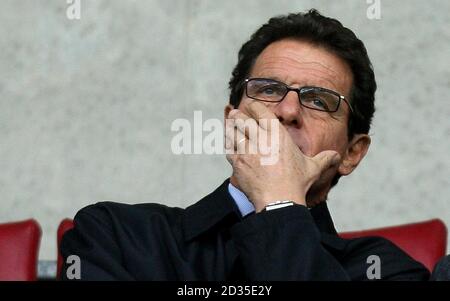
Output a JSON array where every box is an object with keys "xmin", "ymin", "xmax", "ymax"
[
  {"xmin": 60, "ymin": 179, "xmax": 430, "ymax": 280},
  {"xmin": 430, "ymin": 255, "xmax": 450, "ymax": 281}
]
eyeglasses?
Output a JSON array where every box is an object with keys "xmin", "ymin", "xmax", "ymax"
[{"xmin": 244, "ymin": 78, "xmax": 353, "ymax": 114}]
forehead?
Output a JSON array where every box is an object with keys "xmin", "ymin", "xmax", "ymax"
[{"xmin": 250, "ymin": 39, "xmax": 353, "ymax": 97}]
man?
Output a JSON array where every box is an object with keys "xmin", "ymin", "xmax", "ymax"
[{"xmin": 61, "ymin": 10, "xmax": 430, "ymax": 280}]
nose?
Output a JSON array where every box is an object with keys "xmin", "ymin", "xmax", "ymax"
[{"xmin": 272, "ymin": 90, "xmax": 303, "ymax": 128}]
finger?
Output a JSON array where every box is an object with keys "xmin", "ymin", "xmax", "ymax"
[
  {"xmin": 240, "ymin": 99, "xmax": 277, "ymax": 130},
  {"xmin": 226, "ymin": 152, "xmax": 237, "ymax": 167},
  {"xmin": 225, "ymin": 119, "xmax": 249, "ymax": 154},
  {"xmin": 224, "ymin": 130, "xmax": 234, "ymax": 151},
  {"xmin": 312, "ymin": 150, "xmax": 341, "ymax": 172},
  {"xmin": 224, "ymin": 120, "xmax": 240, "ymax": 151},
  {"xmin": 228, "ymin": 110, "xmax": 280, "ymax": 157},
  {"xmin": 228, "ymin": 109, "xmax": 258, "ymax": 145}
]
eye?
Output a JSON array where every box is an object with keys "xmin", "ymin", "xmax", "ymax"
[
  {"xmin": 260, "ymin": 87, "xmax": 274, "ymax": 95},
  {"xmin": 257, "ymin": 84, "xmax": 284, "ymax": 96},
  {"xmin": 303, "ymin": 94, "xmax": 330, "ymax": 110},
  {"xmin": 312, "ymin": 98, "xmax": 328, "ymax": 110},
  {"xmin": 301, "ymin": 89, "xmax": 336, "ymax": 111}
]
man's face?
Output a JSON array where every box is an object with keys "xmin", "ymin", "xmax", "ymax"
[
  {"xmin": 225, "ymin": 38, "xmax": 370, "ymax": 204},
  {"xmin": 241, "ymin": 38, "xmax": 353, "ymax": 162}
]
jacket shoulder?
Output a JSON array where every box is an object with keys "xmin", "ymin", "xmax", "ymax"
[
  {"xmin": 64, "ymin": 201, "xmax": 186, "ymax": 255},
  {"xmin": 75, "ymin": 201, "xmax": 184, "ymax": 225},
  {"xmin": 60, "ymin": 201, "xmax": 186, "ymax": 280},
  {"xmin": 342, "ymin": 235, "xmax": 430, "ymax": 280}
]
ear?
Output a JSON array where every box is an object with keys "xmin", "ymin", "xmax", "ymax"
[
  {"xmin": 224, "ymin": 104, "xmax": 235, "ymax": 120},
  {"xmin": 338, "ymin": 134, "xmax": 371, "ymax": 176}
]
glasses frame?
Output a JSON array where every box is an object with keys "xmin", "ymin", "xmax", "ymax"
[{"xmin": 244, "ymin": 78, "xmax": 354, "ymax": 114}]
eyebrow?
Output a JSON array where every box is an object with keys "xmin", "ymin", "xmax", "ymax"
[
  {"xmin": 260, "ymin": 75, "xmax": 286, "ymax": 83},
  {"xmin": 254, "ymin": 76, "xmax": 328, "ymax": 90},
  {"xmin": 251, "ymin": 75, "xmax": 347, "ymax": 96}
]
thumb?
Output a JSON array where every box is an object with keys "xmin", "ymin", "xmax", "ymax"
[{"xmin": 313, "ymin": 150, "xmax": 341, "ymax": 171}]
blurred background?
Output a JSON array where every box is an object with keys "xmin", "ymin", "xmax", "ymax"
[{"xmin": 0, "ymin": 0, "xmax": 449, "ymax": 270}]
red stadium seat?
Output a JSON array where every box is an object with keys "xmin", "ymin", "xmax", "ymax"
[
  {"xmin": 56, "ymin": 218, "xmax": 75, "ymax": 279},
  {"xmin": 0, "ymin": 219, "xmax": 41, "ymax": 281}
]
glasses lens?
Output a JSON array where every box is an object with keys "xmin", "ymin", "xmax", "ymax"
[
  {"xmin": 246, "ymin": 79, "xmax": 287, "ymax": 102},
  {"xmin": 300, "ymin": 88, "xmax": 340, "ymax": 112}
]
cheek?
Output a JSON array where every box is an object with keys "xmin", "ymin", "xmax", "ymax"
[
  {"xmin": 306, "ymin": 120, "xmax": 348, "ymax": 155},
  {"xmin": 325, "ymin": 129, "xmax": 349, "ymax": 155}
]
